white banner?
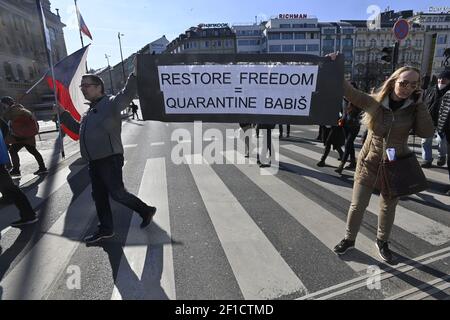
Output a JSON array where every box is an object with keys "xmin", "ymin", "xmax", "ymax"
[{"xmin": 158, "ymin": 65, "xmax": 318, "ymax": 117}]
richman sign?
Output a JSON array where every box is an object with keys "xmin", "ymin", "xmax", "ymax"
[{"xmin": 278, "ymin": 14, "xmax": 308, "ymax": 19}]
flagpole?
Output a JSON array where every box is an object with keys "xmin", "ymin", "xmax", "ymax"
[
  {"xmin": 75, "ymin": 0, "xmax": 85, "ymax": 48},
  {"xmin": 74, "ymin": 0, "xmax": 88, "ymax": 73},
  {"xmin": 36, "ymin": 0, "xmax": 65, "ymax": 159}
]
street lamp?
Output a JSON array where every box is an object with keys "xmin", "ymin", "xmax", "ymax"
[
  {"xmin": 118, "ymin": 32, "xmax": 126, "ymax": 84},
  {"xmin": 105, "ymin": 54, "xmax": 114, "ymax": 94}
]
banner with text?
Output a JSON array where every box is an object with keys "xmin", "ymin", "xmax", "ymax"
[{"xmin": 138, "ymin": 54, "xmax": 344, "ymax": 125}]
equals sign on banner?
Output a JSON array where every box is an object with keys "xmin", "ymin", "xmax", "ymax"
[{"xmin": 234, "ymin": 87, "xmax": 243, "ymax": 94}]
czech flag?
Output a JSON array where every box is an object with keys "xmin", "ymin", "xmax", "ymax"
[
  {"xmin": 76, "ymin": 6, "xmax": 93, "ymax": 40},
  {"xmin": 44, "ymin": 46, "xmax": 90, "ymax": 141}
]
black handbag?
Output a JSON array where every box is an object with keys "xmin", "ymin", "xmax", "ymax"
[{"xmin": 379, "ymin": 153, "xmax": 429, "ymax": 199}]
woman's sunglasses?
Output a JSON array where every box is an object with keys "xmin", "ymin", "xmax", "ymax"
[{"xmin": 396, "ymin": 80, "xmax": 418, "ymax": 90}]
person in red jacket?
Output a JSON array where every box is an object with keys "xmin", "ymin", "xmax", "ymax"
[{"xmin": 0, "ymin": 96, "xmax": 48, "ymax": 177}]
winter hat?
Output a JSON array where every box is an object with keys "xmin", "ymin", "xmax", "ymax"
[
  {"xmin": 438, "ymin": 69, "xmax": 450, "ymax": 81},
  {"xmin": 0, "ymin": 96, "xmax": 14, "ymax": 106}
]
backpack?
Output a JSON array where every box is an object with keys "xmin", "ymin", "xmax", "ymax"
[{"xmin": 9, "ymin": 114, "xmax": 39, "ymax": 139}]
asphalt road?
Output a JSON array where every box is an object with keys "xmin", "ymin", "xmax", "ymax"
[{"xmin": 0, "ymin": 118, "xmax": 449, "ymax": 300}]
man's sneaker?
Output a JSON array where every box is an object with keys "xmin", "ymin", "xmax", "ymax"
[
  {"xmin": 376, "ymin": 239, "xmax": 393, "ymax": 263},
  {"xmin": 10, "ymin": 217, "xmax": 38, "ymax": 228},
  {"xmin": 446, "ymin": 189, "xmax": 450, "ymax": 196},
  {"xmin": 333, "ymin": 239, "xmax": 355, "ymax": 255},
  {"xmin": 421, "ymin": 161, "xmax": 432, "ymax": 169},
  {"xmin": 34, "ymin": 168, "xmax": 48, "ymax": 176},
  {"xmin": 141, "ymin": 206, "xmax": 157, "ymax": 229},
  {"xmin": 259, "ymin": 162, "xmax": 272, "ymax": 168},
  {"xmin": 84, "ymin": 231, "xmax": 115, "ymax": 244},
  {"xmin": 437, "ymin": 158, "xmax": 446, "ymax": 167},
  {"xmin": 9, "ymin": 170, "xmax": 21, "ymax": 177}
]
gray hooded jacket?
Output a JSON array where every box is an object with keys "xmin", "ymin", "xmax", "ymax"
[{"xmin": 61, "ymin": 74, "xmax": 137, "ymax": 161}]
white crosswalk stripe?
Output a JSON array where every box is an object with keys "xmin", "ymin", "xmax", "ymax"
[
  {"xmin": 1, "ymin": 186, "xmax": 97, "ymax": 300},
  {"xmin": 299, "ymin": 139, "xmax": 450, "ymax": 206},
  {"xmin": 1, "ymin": 131, "xmax": 449, "ymax": 300},
  {"xmin": 186, "ymin": 154, "xmax": 308, "ymax": 299},
  {"xmin": 111, "ymin": 158, "xmax": 175, "ymax": 300},
  {"xmin": 0, "ymin": 164, "xmax": 86, "ymax": 227},
  {"xmin": 281, "ymin": 144, "xmax": 450, "ymax": 246},
  {"xmin": 223, "ymin": 150, "xmax": 381, "ymax": 272}
]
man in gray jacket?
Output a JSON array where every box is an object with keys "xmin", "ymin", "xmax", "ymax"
[{"xmin": 55, "ymin": 72, "xmax": 156, "ymax": 244}]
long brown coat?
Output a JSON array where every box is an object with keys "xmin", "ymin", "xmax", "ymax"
[
  {"xmin": 2, "ymin": 104, "xmax": 37, "ymax": 146},
  {"xmin": 343, "ymin": 81, "xmax": 434, "ymax": 188}
]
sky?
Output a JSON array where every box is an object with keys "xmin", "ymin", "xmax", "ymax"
[{"xmin": 52, "ymin": 0, "xmax": 450, "ymax": 70}]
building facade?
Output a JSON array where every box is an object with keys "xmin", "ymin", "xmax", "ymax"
[
  {"xmin": 319, "ymin": 22, "xmax": 356, "ymax": 79},
  {"xmin": 344, "ymin": 10, "xmax": 426, "ymax": 91},
  {"xmin": 410, "ymin": 12, "xmax": 450, "ymax": 77},
  {"xmin": 165, "ymin": 24, "xmax": 236, "ymax": 54},
  {"xmin": 0, "ymin": 0, "xmax": 67, "ymax": 108},
  {"xmin": 141, "ymin": 35, "xmax": 169, "ymax": 55},
  {"xmin": 232, "ymin": 23, "xmax": 264, "ymax": 53},
  {"xmin": 262, "ymin": 15, "xmax": 321, "ymax": 55}
]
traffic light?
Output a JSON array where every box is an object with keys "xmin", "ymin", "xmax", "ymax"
[
  {"xmin": 381, "ymin": 43, "xmax": 400, "ymax": 72},
  {"xmin": 381, "ymin": 47, "xmax": 393, "ymax": 63}
]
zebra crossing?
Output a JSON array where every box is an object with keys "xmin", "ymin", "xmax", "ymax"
[{"xmin": 0, "ymin": 126, "xmax": 449, "ymax": 300}]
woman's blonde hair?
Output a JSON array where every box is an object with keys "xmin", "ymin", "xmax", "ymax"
[{"xmin": 364, "ymin": 66, "xmax": 421, "ymax": 130}]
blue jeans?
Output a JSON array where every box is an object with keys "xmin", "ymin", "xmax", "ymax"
[
  {"xmin": 421, "ymin": 131, "xmax": 447, "ymax": 162},
  {"xmin": 88, "ymin": 154, "xmax": 151, "ymax": 233}
]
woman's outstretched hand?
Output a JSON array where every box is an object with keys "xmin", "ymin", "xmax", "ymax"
[{"xmin": 325, "ymin": 52, "xmax": 340, "ymax": 61}]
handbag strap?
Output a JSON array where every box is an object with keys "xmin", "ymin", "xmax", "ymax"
[{"xmin": 373, "ymin": 105, "xmax": 396, "ymax": 190}]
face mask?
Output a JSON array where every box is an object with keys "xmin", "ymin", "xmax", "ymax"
[{"xmin": 438, "ymin": 83, "xmax": 448, "ymax": 90}]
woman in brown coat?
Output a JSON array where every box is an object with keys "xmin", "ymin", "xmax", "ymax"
[{"xmin": 326, "ymin": 55, "xmax": 434, "ymax": 263}]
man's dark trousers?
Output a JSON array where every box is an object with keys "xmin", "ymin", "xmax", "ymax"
[{"xmin": 88, "ymin": 154, "xmax": 151, "ymax": 233}]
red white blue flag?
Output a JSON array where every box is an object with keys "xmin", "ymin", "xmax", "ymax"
[
  {"xmin": 76, "ymin": 5, "xmax": 93, "ymax": 40},
  {"xmin": 42, "ymin": 46, "xmax": 90, "ymax": 140}
]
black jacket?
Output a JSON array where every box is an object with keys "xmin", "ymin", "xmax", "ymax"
[
  {"xmin": 0, "ymin": 118, "xmax": 8, "ymax": 138},
  {"xmin": 423, "ymin": 84, "xmax": 450, "ymax": 126},
  {"xmin": 437, "ymin": 91, "xmax": 450, "ymax": 135}
]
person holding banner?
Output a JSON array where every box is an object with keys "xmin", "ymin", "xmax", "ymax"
[
  {"xmin": 54, "ymin": 70, "xmax": 157, "ymax": 244},
  {"xmin": 327, "ymin": 53, "xmax": 434, "ymax": 263}
]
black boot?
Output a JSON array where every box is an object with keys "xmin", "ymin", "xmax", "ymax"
[
  {"xmin": 345, "ymin": 161, "xmax": 357, "ymax": 170},
  {"xmin": 335, "ymin": 163, "xmax": 345, "ymax": 174},
  {"xmin": 317, "ymin": 160, "xmax": 326, "ymax": 167}
]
